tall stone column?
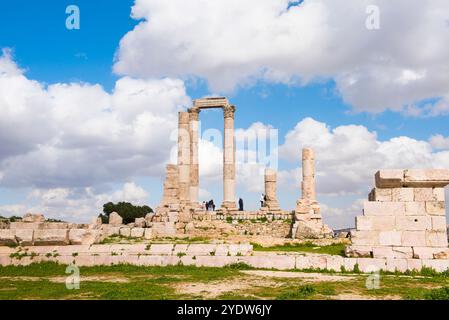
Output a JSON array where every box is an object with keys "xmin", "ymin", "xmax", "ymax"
[
  {"xmin": 177, "ymin": 112, "xmax": 191, "ymax": 205},
  {"xmin": 264, "ymin": 169, "xmax": 280, "ymax": 211},
  {"xmin": 301, "ymin": 148, "xmax": 316, "ymax": 201},
  {"xmin": 188, "ymin": 107, "xmax": 200, "ymax": 206},
  {"xmin": 221, "ymin": 105, "xmax": 237, "ymax": 210}
]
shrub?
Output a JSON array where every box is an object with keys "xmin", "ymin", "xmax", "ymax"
[{"xmin": 102, "ymin": 202, "xmax": 153, "ymax": 224}]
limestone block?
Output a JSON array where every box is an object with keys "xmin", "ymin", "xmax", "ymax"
[
  {"xmin": 344, "ymin": 245, "xmax": 373, "ymax": 258},
  {"xmin": 106, "ymin": 226, "xmax": 121, "ymax": 237},
  {"xmin": 407, "ymin": 259, "xmax": 423, "ymax": 272},
  {"xmin": 15, "ymin": 229, "xmax": 34, "ymax": 246},
  {"xmin": 9, "ymin": 222, "xmax": 42, "ymax": 230},
  {"xmin": 343, "ymin": 258, "xmax": 358, "ymax": 272},
  {"xmin": 422, "ymin": 260, "xmax": 449, "ymax": 272},
  {"xmin": 404, "ymin": 169, "xmax": 449, "ymax": 187},
  {"xmin": 386, "ymin": 259, "xmax": 408, "ymax": 273},
  {"xmin": 326, "ymin": 256, "xmax": 344, "ymax": 272},
  {"xmin": 431, "ymin": 216, "xmax": 447, "ymax": 231},
  {"xmin": 33, "ymin": 229, "xmax": 69, "ymax": 246},
  {"xmin": 143, "ymin": 228, "xmax": 153, "ymax": 239},
  {"xmin": 307, "ymin": 256, "xmax": 328, "ymax": 270},
  {"xmin": 69, "ymin": 229, "xmax": 101, "ymax": 245},
  {"xmin": 134, "ymin": 218, "xmax": 146, "ymax": 228},
  {"xmin": 350, "ymin": 231, "xmax": 380, "ymax": 246},
  {"xmin": 130, "ymin": 228, "xmax": 145, "ymax": 238},
  {"xmin": 401, "ymin": 231, "xmax": 426, "ymax": 246},
  {"xmin": 391, "ymin": 188, "xmax": 414, "ymax": 202},
  {"xmin": 186, "ymin": 244, "xmax": 217, "ymax": 256},
  {"xmin": 172, "ymin": 244, "xmax": 189, "ymax": 255},
  {"xmin": 425, "ymin": 201, "xmax": 446, "ymax": 215},
  {"xmin": 433, "ymin": 188, "xmax": 446, "ymax": 201},
  {"xmin": 375, "ymin": 170, "xmax": 404, "ymax": 188},
  {"xmin": 414, "ymin": 188, "xmax": 434, "ymax": 201},
  {"xmin": 41, "ymin": 222, "xmax": 69, "ymax": 230},
  {"xmin": 119, "ymin": 227, "xmax": 131, "ymax": 237},
  {"xmin": 137, "ymin": 255, "xmax": 165, "ymax": 267},
  {"xmin": 0, "ymin": 256, "xmax": 12, "ymax": 266},
  {"xmin": 295, "ymin": 256, "xmax": 312, "ymax": 270},
  {"xmin": 248, "ymin": 255, "xmax": 296, "ymax": 270},
  {"xmin": 371, "ymin": 188, "xmax": 392, "ymax": 201},
  {"xmin": 372, "ymin": 246, "xmax": 395, "ymax": 259},
  {"xmin": 108, "ymin": 212, "xmax": 123, "ymax": 226},
  {"xmin": 356, "ymin": 216, "xmax": 395, "ymax": 231},
  {"xmin": 356, "ymin": 258, "xmax": 387, "ymax": 273},
  {"xmin": 363, "ymin": 201, "xmax": 405, "ymax": 216},
  {"xmin": 425, "ymin": 231, "xmax": 448, "ymax": 247},
  {"xmin": 395, "ymin": 216, "xmax": 431, "ymax": 231},
  {"xmin": 22, "ymin": 213, "xmax": 45, "ymax": 223},
  {"xmin": 194, "ymin": 256, "xmax": 237, "ymax": 268},
  {"xmin": 413, "ymin": 247, "xmax": 449, "ymax": 259},
  {"xmin": 148, "ymin": 244, "xmax": 174, "ymax": 255},
  {"xmin": 0, "ymin": 230, "xmax": 18, "ymax": 246},
  {"xmin": 392, "ymin": 247, "xmax": 414, "ymax": 259},
  {"xmin": 404, "ymin": 202, "xmax": 426, "ymax": 216},
  {"xmin": 379, "ymin": 231, "xmax": 402, "ymax": 246}
]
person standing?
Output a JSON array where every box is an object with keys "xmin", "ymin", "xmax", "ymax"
[
  {"xmin": 238, "ymin": 198, "xmax": 244, "ymax": 211},
  {"xmin": 260, "ymin": 194, "xmax": 265, "ymax": 207},
  {"xmin": 205, "ymin": 201, "xmax": 209, "ymax": 211}
]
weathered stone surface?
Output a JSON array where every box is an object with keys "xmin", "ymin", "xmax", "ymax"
[
  {"xmin": 15, "ymin": 229, "xmax": 34, "ymax": 246},
  {"xmin": 404, "ymin": 169, "xmax": 449, "ymax": 187},
  {"xmin": 370, "ymin": 188, "xmax": 392, "ymax": 202},
  {"xmin": 345, "ymin": 245, "xmax": 372, "ymax": 258},
  {"xmin": 379, "ymin": 231, "xmax": 402, "ymax": 246},
  {"xmin": 33, "ymin": 229, "xmax": 69, "ymax": 246},
  {"xmin": 431, "ymin": 216, "xmax": 447, "ymax": 231},
  {"xmin": 108, "ymin": 212, "xmax": 123, "ymax": 226},
  {"xmin": 433, "ymin": 188, "xmax": 446, "ymax": 201},
  {"xmin": 425, "ymin": 231, "xmax": 448, "ymax": 247},
  {"xmin": 391, "ymin": 188, "xmax": 414, "ymax": 202},
  {"xmin": 144, "ymin": 228, "xmax": 153, "ymax": 239},
  {"xmin": 9, "ymin": 222, "xmax": 42, "ymax": 230},
  {"xmin": 130, "ymin": 228, "xmax": 145, "ymax": 238},
  {"xmin": 404, "ymin": 202, "xmax": 426, "ymax": 216},
  {"xmin": 351, "ymin": 231, "xmax": 380, "ymax": 246},
  {"xmin": 401, "ymin": 231, "xmax": 426, "ymax": 247},
  {"xmin": 119, "ymin": 227, "xmax": 131, "ymax": 237},
  {"xmin": 0, "ymin": 230, "xmax": 18, "ymax": 246},
  {"xmin": 414, "ymin": 188, "xmax": 434, "ymax": 202},
  {"xmin": 395, "ymin": 216, "xmax": 431, "ymax": 231},
  {"xmin": 375, "ymin": 170, "xmax": 404, "ymax": 188},
  {"xmin": 69, "ymin": 229, "xmax": 101, "ymax": 245},
  {"xmin": 134, "ymin": 218, "xmax": 146, "ymax": 228},
  {"xmin": 386, "ymin": 258, "xmax": 408, "ymax": 272},
  {"xmin": 425, "ymin": 201, "xmax": 446, "ymax": 215},
  {"xmin": 356, "ymin": 216, "xmax": 395, "ymax": 231},
  {"xmin": 363, "ymin": 202, "xmax": 405, "ymax": 216},
  {"xmin": 22, "ymin": 213, "xmax": 45, "ymax": 223}
]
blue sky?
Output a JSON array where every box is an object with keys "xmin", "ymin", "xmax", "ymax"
[{"xmin": 1, "ymin": 0, "xmax": 449, "ymax": 228}]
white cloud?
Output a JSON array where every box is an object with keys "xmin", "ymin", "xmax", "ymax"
[
  {"xmin": 430, "ymin": 134, "xmax": 449, "ymax": 150},
  {"xmin": 279, "ymin": 117, "xmax": 449, "ymax": 196},
  {"xmin": 0, "ymin": 51, "xmax": 191, "ymax": 190},
  {"xmin": 114, "ymin": 0, "xmax": 449, "ymax": 115}
]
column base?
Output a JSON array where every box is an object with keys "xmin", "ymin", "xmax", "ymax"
[{"xmin": 221, "ymin": 201, "xmax": 237, "ymax": 213}]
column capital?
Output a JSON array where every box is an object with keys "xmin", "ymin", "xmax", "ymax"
[
  {"xmin": 188, "ymin": 107, "xmax": 201, "ymax": 121},
  {"xmin": 223, "ymin": 105, "xmax": 236, "ymax": 119}
]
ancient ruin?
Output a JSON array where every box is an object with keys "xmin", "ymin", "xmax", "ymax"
[
  {"xmin": 1, "ymin": 97, "xmax": 449, "ymax": 274},
  {"xmin": 346, "ymin": 169, "xmax": 449, "ymax": 261}
]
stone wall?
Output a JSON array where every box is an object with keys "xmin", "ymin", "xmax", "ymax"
[{"xmin": 346, "ymin": 169, "xmax": 449, "ymax": 260}]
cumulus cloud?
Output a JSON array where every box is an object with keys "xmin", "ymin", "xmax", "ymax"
[
  {"xmin": 0, "ymin": 50, "xmax": 191, "ymax": 190},
  {"xmin": 0, "ymin": 182, "xmax": 149, "ymax": 222},
  {"xmin": 279, "ymin": 117, "xmax": 449, "ymax": 196},
  {"xmin": 114, "ymin": 0, "xmax": 449, "ymax": 115}
]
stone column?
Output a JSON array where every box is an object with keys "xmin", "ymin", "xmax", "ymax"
[
  {"xmin": 188, "ymin": 107, "xmax": 200, "ymax": 206},
  {"xmin": 221, "ymin": 105, "xmax": 237, "ymax": 210},
  {"xmin": 301, "ymin": 148, "xmax": 316, "ymax": 201},
  {"xmin": 265, "ymin": 169, "xmax": 280, "ymax": 210},
  {"xmin": 177, "ymin": 112, "xmax": 191, "ymax": 204},
  {"xmin": 162, "ymin": 164, "xmax": 179, "ymax": 206}
]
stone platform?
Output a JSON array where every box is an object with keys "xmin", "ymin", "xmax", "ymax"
[{"xmin": 2, "ymin": 243, "xmax": 449, "ymax": 273}]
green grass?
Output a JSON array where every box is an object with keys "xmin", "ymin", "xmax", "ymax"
[
  {"xmin": 251, "ymin": 242, "xmax": 346, "ymax": 256},
  {"xmin": 2, "ymin": 262, "xmax": 449, "ymax": 300}
]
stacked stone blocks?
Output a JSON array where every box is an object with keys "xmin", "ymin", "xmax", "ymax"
[{"xmin": 347, "ymin": 169, "xmax": 449, "ymax": 260}]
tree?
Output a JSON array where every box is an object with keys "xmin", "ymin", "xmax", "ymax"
[{"xmin": 102, "ymin": 202, "xmax": 153, "ymax": 224}]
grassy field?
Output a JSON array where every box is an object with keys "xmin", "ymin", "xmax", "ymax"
[
  {"xmin": 251, "ymin": 242, "xmax": 347, "ymax": 256},
  {"xmin": 1, "ymin": 262, "xmax": 449, "ymax": 300}
]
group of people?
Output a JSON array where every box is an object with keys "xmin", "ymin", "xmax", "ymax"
[
  {"xmin": 201, "ymin": 200, "xmax": 216, "ymax": 211},
  {"xmin": 199, "ymin": 195, "xmax": 266, "ymax": 212}
]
